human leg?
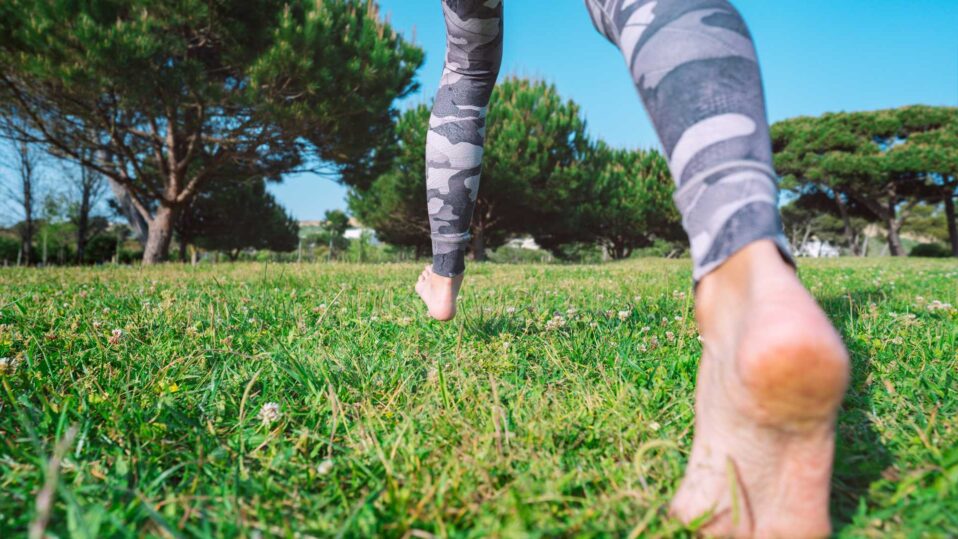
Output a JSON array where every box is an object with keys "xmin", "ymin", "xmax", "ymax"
[
  {"xmin": 417, "ymin": 0, "xmax": 503, "ymax": 321},
  {"xmin": 583, "ymin": 1, "xmax": 849, "ymax": 535}
]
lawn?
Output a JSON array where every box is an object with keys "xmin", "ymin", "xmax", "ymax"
[{"xmin": 1, "ymin": 258, "xmax": 956, "ymax": 537}]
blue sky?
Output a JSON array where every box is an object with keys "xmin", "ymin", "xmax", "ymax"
[
  {"xmin": 270, "ymin": 0, "xmax": 958, "ymax": 221},
  {"xmin": 2, "ymin": 1, "xmax": 956, "ymax": 224}
]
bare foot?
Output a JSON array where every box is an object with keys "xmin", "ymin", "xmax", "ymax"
[
  {"xmin": 670, "ymin": 240, "xmax": 850, "ymax": 538},
  {"xmin": 415, "ymin": 265, "xmax": 463, "ymax": 321}
]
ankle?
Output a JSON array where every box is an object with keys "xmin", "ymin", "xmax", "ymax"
[
  {"xmin": 698, "ymin": 241, "xmax": 791, "ymax": 305},
  {"xmin": 430, "ymin": 271, "xmax": 462, "ymax": 288},
  {"xmin": 716, "ymin": 240, "xmax": 791, "ymax": 283}
]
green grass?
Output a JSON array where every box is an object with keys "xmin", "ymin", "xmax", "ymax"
[{"xmin": 1, "ymin": 258, "xmax": 956, "ymax": 537}]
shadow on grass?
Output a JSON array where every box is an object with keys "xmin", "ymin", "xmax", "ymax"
[
  {"xmin": 819, "ymin": 290, "xmax": 892, "ymax": 531},
  {"xmin": 462, "ymin": 313, "xmax": 533, "ymax": 341}
]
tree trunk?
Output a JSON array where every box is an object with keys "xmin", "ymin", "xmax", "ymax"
[
  {"xmin": 114, "ymin": 227, "xmax": 122, "ymax": 264},
  {"xmin": 178, "ymin": 239, "xmax": 188, "ymax": 263},
  {"xmin": 835, "ymin": 195, "xmax": 857, "ymax": 255},
  {"xmin": 21, "ymin": 167, "xmax": 33, "ymax": 266},
  {"xmin": 143, "ymin": 205, "xmax": 177, "ymax": 264},
  {"xmin": 944, "ymin": 192, "xmax": 958, "ymax": 257},
  {"xmin": 108, "ymin": 178, "xmax": 149, "ymax": 246},
  {"xmin": 76, "ymin": 186, "xmax": 91, "ymax": 264},
  {"xmin": 471, "ymin": 228, "xmax": 486, "ymax": 261},
  {"xmin": 799, "ymin": 225, "xmax": 812, "ymax": 254},
  {"xmin": 885, "ymin": 198, "xmax": 904, "ymax": 256},
  {"xmin": 21, "ymin": 217, "xmax": 33, "ymax": 267},
  {"xmin": 610, "ymin": 240, "xmax": 629, "ymax": 260},
  {"xmin": 886, "ymin": 226, "xmax": 904, "ymax": 256}
]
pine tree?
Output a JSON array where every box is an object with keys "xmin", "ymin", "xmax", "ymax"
[{"xmin": 0, "ymin": 0, "xmax": 422, "ymax": 262}]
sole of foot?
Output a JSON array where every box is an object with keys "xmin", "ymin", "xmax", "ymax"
[
  {"xmin": 670, "ymin": 240, "xmax": 850, "ymax": 538},
  {"xmin": 415, "ymin": 264, "xmax": 463, "ymax": 322}
]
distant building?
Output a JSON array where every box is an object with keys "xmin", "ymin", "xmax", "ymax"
[
  {"xmin": 504, "ymin": 236, "xmax": 542, "ymax": 250},
  {"xmin": 299, "ymin": 218, "xmax": 378, "ymax": 244},
  {"xmin": 343, "ymin": 217, "xmax": 378, "ymax": 244},
  {"xmin": 797, "ymin": 237, "xmax": 840, "ymax": 258}
]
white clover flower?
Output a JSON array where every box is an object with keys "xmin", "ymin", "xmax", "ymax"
[
  {"xmin": 317, "ymin": 459, "xmax": 334, "ymax": 476},
  {"xmin": 0, "ymin": 357, "xmax": 13, "ymax": 374},
  {"xmin": 258, "ymin": 402, "xmax": 281, "ymax": 425},
  {"xmin": 928, "ymin": 300, "xmax": 953, "ymax": 312},
  {"xmin": 109, "ymin": 329, "xmax": 124, "ymax": 345},
  {"xmin": 506, "ymin": 307, "xmax": 516, "ymax": 314},
  {"xmin": 666, "ymin": 331, "xmax": 676, "ymax": 342},
  {"xmin": 649, "ymin": 421, "xmax": 661, "ymax": 431},
  {"xmin": 641, "ymin": 326, "xmax": 650, "ymax": 333},
  {"xmin": 617, "ymin": 310, "xmax": 630, "ymax": 321},
  {"xmin": 545, "ymin": 315, "xmax": 566, "ymax": 331}
]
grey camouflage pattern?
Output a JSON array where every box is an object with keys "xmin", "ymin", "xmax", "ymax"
[
  {"xmin": 427, "ymin": 0, "xmax": 503, "ymax": 277},
  {"xmin": 427, "ymin": 0, "xmax": 792, "ymax": 280},
  {"xmin": 584, "ymin": 0, "xmax": 793, "ymax": 280}
]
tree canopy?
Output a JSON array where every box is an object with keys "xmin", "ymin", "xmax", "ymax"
[
  {"xmin": 0, "ymin": 0, "xmax": 423, "ymax": 262},
  {"xmin": 351, "ymin": 77, "xmax": 590, "ymax": 259},
  {"xmin": 176, "ymin": 176, "xmax": 299, "ymax": 260},
  {"xmin": 347, "ymin": 105, "xmax": 433, "ymax": 257},
  {"xmin": 772, "ymin": 106, "xmax": 958, "ymax": 256},
  {"xmin": 533, "ymin": 142, "xmax": 682, "ymax": 260}
]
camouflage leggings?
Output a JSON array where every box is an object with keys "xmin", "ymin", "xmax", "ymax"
[{"xmin": 427, "ymin": 0, "xmax": 792, "ymax": 280}]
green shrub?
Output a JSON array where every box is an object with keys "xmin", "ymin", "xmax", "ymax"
[
  {"xmin": 631, "ymin": 239, "xmax": 686, "ymax": 259},
  {"xmin": 548, "ymin": 242, "xmax": 604, "ymax": 263},
  {"xmin": 488, "ymin": 245, "xmax": 554, "ymax": 264},
  {"xmin": 0, "ymin": 236, "xmax": 20, "ymax": 264},
  {"xmin": 909, "ymin": 242, "xmax": 951, "ymax": 258}
]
